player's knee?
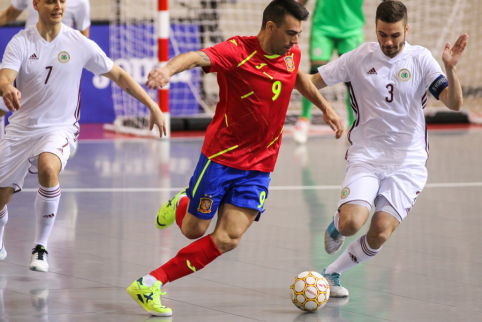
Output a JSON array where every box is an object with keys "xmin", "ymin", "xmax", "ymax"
[
  {"xmin": 181, "ymin": 213, "xmax": 209, "ymax": 240},
  {"xmin": 212, "ymin": 232, "xmax": 241, "ymax": 253},
  {"xmin": 182, "ymin": 228, "xmax": 205, "ymax": 240},
  {"xmin": 38, "ymin": 164, "xmax": 59, "ymax": 184},
  {"xmin": 0, "ymin": 187, "xmax": 14, "ymax": 209},
  {"xmin": 366, "ymin": 229, "xmax": 390, "ymax": 249},
  {"xmin": 337, "ymin": 216, "xmax": 360, "ymax": 236}
]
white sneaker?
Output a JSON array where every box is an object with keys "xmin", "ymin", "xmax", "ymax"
[
  {"xmin": 293, "ymin": 118, "xmax": 309, "ymax": 144},
  {"xmin": 322, "ymin": 269, "xmax": 349, "ymax": 298},
  {"xmin": 325, "ymin": 219, "xmax": 345, "ymax": 254},
  {"xmin": 0, "ymin": 244, "xmax": 6, "ymax": 261},
  {"xmin": 30, "ymin": 245, "xmax": 49, "ymax": 272}
]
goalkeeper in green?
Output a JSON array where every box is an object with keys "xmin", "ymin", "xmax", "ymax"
[{"xmin": 294, "ymin": 0, "xmax": 364, "ymax": 144}]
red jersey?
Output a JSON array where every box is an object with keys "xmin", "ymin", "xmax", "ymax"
[{"xmin": 201, "ymin": 36, "xmax": 301, "ymax": 172}]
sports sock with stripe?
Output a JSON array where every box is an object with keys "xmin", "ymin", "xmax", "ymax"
[
  {"xmin": 150, "ymin": 234, "xmax": 221, "ymax": 285},
  {"xmin": 34, "ymin": 184, "xmax": 61, "ymax": 249},
  {"xmin": 325, "ymin": 235, "xmax": 380, "ymax": 274}
]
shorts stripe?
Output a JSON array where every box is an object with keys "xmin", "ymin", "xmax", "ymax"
[
  {"xmin": 192, "ymin": 160, "xmax": 211, "ymax": 198},
  {"xmin": 193, "ymin": 145, "xmax": 240, "ymax": 197},
  {"xmin": 360, "ymin": 235, "xmax": 377, "ymax": 257}
]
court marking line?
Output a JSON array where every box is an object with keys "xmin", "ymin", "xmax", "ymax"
[{"xmin": 19, "ymin": 182, "xmax": 482, "ymax": 192}]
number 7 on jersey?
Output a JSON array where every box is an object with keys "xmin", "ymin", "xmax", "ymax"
[{"xmin": 45, "ymin": 66, "xmax": 53, "ymax": 84}]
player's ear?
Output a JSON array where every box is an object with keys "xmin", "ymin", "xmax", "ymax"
[
  {"xmin": 405, "ymin": 23, "xmax": 409, "ymax": 36},
  {"xmin": 266, "ymin": 21, "xmax": 275, "ymax": 34}
]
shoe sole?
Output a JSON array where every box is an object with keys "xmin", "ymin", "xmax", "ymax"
[
  {"xmin": 126, "ymin": 287, "xmax": 172, "ymax": 317},
  {"xmin": 29, "ymin": 266, "xmax": 48, "ymax": 272}
]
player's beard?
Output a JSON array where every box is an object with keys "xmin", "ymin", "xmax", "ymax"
[{"xmin": 380, "ymin": 35, "xmax": 406, "ymax": 58}]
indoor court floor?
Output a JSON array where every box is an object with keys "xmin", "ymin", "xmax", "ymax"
[{"xmin": 0, "ymin": 126, "xmax": 482, "ymax": 322}]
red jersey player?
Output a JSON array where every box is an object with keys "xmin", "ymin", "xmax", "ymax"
[{"xmin": 127, "ymin": 0, "xmax": 343, "ymax": 316}]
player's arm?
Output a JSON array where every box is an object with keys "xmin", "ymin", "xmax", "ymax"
[
  {"xmin": 79, "ymin": 27, "xmax": 90, "ymax": 38},
  {"xmin": 309, "ymin": 72, "xmax": 328, "ymax": 90},
  {"xmin": 0, "ymin": 5, "xmax": 22, "ymax": 26},
  {"xmin": 103, "ymin": 64, "xmax": 167, "ymax": 137},
  {"xmin": 295, "ymin": 69, "xmax": 344, "ymax": 139},
  {"xmin": 146, "ymin": 51, "xmax": 211, "ymax": 90},
  {"xmin": 0, "ymin": 68, "xmax": 20, "ymax": 111},
  {"xmin": 438, "ymin": 34, "xmax": 468, "ymax": 111}
]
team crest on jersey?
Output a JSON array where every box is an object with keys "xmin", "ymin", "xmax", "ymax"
[
  {"xmin": 58, "ymin": 51, "xmax": 70, "ymax": 63},
  {"xmin": 398, "ymin": 68, "xmax": 411, "ymax": 81},
  {"xmin": 284, "ymin": 55, "xmax": 295, "ymax": 72},
  {"xmin": 198, "ymin": 197, "xmax": 213, "ymax": 214},
  {"xmin": 341, "ymin": 187, "xmax": 350, "ymax": 199}
]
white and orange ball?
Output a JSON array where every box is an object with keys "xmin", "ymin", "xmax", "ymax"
[{"xmin": 290, "ymin": 271, "xmax": 330, "ymax": 311}]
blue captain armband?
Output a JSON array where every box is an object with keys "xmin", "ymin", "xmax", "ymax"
[{"xmin": 428, "ymin": 74, "xmax": 449, "ymax": 100}]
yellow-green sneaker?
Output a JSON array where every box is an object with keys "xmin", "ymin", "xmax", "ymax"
[
  {"xmin": 155, "ymin": 187, "xmax": 187, "ymax": 229},
  {"xmin": 127, "ymin": 278, "xmax": 172, "ymax": 316}
]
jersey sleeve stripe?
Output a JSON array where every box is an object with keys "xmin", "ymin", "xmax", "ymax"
[
  {"xmin": 237, "ymin": 50, "xmax": 257, "ymax": 67},
  {"xmin": 241, "ymin": 91, "xmax": 254, "ymax": 99}
]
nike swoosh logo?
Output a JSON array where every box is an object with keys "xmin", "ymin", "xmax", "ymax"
[
  {"xmin": 187, "ymin": 260, "xmax": 196, "ymax": 272},
  {"xmin": 156, "ymin": 216, "xmax": 166, "ymax": 226},
  {"xmin": 255, "ymin": 63, "xmax": 267, "ymax": 69}
]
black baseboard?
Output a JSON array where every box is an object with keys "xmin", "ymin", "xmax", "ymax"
[
  {"xmin": 425, "ymin": 111, "xmax": 469, "ymax": 124},
  {"xmin": 171, "ymin": 116, "xmax": 213, "ymax": 131}
]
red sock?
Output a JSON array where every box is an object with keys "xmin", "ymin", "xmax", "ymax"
[
  {"xmin": 150, "ymin": 234, "xmax": 221, "ymax": 284},
  {"xmin": 176, "ymin": 196, "xmax": 188, "ymax": 229}
]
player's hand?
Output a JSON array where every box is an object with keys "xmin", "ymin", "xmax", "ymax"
[
  {"xmin": 1, "ymin": 84, "xmax": 21, "ymax": 111},
  {"xmin": 146, "ymin": 67, "xmax": 171, "ymax": 90},
  {"xmin": 149, "ymin": 109, "xmax": 167, "ymax": 137},
  {"xmin": 322, "ymin": 107, "xmax": 344, "ymax": 139},
  {"xmin": 442, "ymin": 33, "xmax": 468, "ymax": 69}
]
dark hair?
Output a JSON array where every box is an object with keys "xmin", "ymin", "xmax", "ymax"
[
  {"xmin": 261, "ymin": 0, "xmax": 309, "ymax": 29},
  {"xmin": 376, "ymin": 1, "xmax": 408, "ymax": 26}
]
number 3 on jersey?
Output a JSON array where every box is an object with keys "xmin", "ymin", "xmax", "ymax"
[{"xmin": 386, "ymin": 84, "xmax": 394, "ymax": 103}]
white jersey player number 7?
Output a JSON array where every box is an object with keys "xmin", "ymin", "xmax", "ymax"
[{"xmin": 1, "ymin": 24, "xmax": 109, "ymax": 139}]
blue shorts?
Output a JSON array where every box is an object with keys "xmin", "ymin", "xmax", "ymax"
[{"xmin": 186, "ymin": 153, "xmax": 271, "ymax": 220}]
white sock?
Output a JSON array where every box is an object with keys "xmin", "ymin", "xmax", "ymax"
[
  {"xmin": 0, "ymin": 206, "xmax": 7, "ymax": 249},
  {"xmin": 177, "ymin": 194, "xmax": 187, "ymax": 206},
  {"xmin": 34, "ymin": 184, "xmax": 61, "ymax": 249},
  {"xmin": 142, "ymin": 274, "xmax": 158, "ymax": 287},
  {"xmin": 325, "ymin": 235, "xmax": 380, "ymax": 274},
  {"xmin": 0, "ymin": 116, "xmax": 4, "ymax": 139}
]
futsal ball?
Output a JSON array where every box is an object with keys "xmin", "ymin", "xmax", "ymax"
[{"xmin": 290, "ymin": 271, "xmax": 330, "ymax": 311}]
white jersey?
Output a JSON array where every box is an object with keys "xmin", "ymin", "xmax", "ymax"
[
  {"xmin": 11, "ymin": 0, "xmax": 91, "ymax": 31},
  {"xmin": 319, "ymin": 42, "xmax": 445, "ymax": 166},
  {"xmin": 0, "ymin": 24, "xmax": 113, "ymax": 138}
]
